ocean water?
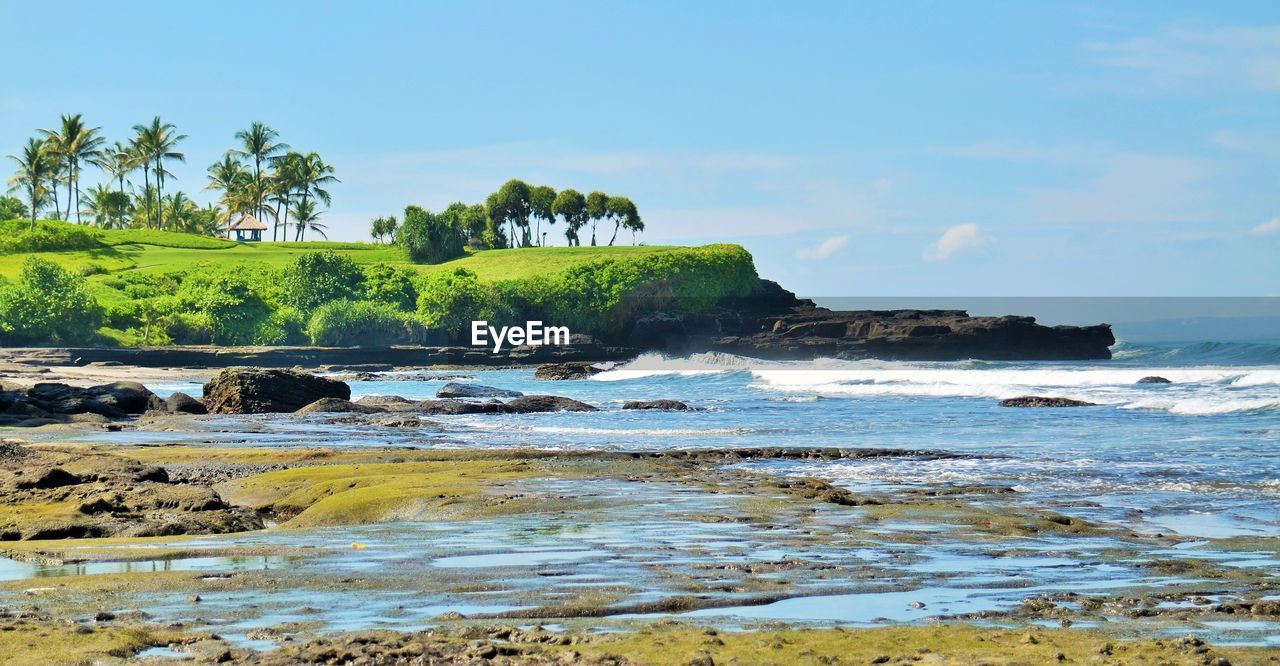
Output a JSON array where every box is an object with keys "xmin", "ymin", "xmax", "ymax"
[{"xmin": 142, "ymin": 339, "xmax": 1280, "ymax": 539}]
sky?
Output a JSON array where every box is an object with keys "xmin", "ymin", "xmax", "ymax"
[{"xmin": 2, "ymin": 0, "xmax": 1279, "ymax": 297}]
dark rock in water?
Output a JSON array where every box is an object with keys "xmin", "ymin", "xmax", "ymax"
[
  {"xmin": 354, "ymin": 395, "xmax": 420, "ymax": 412},
  {"xmin": 1137, "ymin": 376, "xmax": 1172, "ymax": 384},
  {"xmin": 0, "ymin": 382, "xmax": 165, "ymax": 426},
  {"xmin": 999, "ymin": 396, "xmax": 1096, "ymax": 408},
  {"xmin": 202, "ymin": 368, "xmax": 349, "ymax": 414},
  {"xmin": 622, "ymin": 399, "xmax": 691, "ymax": 411},
  {"xmin": 436, "ymin": 382, "xmax": 522, "ymax": 399},
  {"xmin": 534, "ymin": 362, "xmax": 603, "ymax": 380},
  {"xmin": 23, "ymin": 381, "xmax": 160, "ymax": 417},
  {"xmin": 658, "ymin": 280, "xmax": 1118, "ymax": 361},
  {"xmin": 415, "ymin": 399, "xmax": 511, "ymax": 415},
  {"xmin": 295, "ymin": 398, "xmax": 386, "ymax": 414},
  {"xmin": 506, "ymin": 395, "xmax": 598, "ymax": 413},
  {"xmin": 166, "ymin": 392, "xmax": 207, "ymax": 414}
]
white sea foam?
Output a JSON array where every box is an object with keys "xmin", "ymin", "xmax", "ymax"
[{"xmin": 598, "ymin": 352, "xmax": 1280, "ymax": 416}]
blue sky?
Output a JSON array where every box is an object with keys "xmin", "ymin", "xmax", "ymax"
[{"xmin": 3, "ymin": 1, "xmax": 1278, "ymax": 296}]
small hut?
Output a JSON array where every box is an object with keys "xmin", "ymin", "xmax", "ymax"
[{"xmin": 226, "ymin": 214, "xmax": 268, "ymax": 242}]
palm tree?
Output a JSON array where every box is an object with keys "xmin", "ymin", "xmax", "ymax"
[
  {"xmin": 205, "ymin": 153, "xmax": 252, "ymax": 228},
  {"xmin": 99, "ymin": 141, "xmax": 137, "ymax": 194},
  {"xmin": 267, "ymin": 152, "xmax": 302, "ymax": 241},
  {"xmin": 162, "ymin": 192, "xmax": 196, "ymax": 232},
  {"xmin": 39, "ymin": 114, "xmax": 106, "ymax": 224},
  {"xmin": 6, "ymin": 137, "xmax": 57, "ymax": 228},
  {"xmin": 232, "ymin": 122, "xmax": 288, "ymax": 222},
  {"xmin": 82, "ymin": 183, "xmax": 132, "ymax": 228},
  {"xmin": 290, "ymin": 197, "xmax": 327, "ymax": 240},
  {"xmin": 290, "ymin": 152, "xmax": 337, "ymax": 242},
  {"xmin": 132, "ymin": 117, "xmax": 186, "ymax": 229}
]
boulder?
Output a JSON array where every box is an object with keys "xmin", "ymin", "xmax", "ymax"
[
  {"xmin": 23, "ymin": 381, "xmax": 161, "ymax": 417},
  {"xmin": 622, "ymin": 399, "xmax": 691, "ymax": 411},
  {"xmin": 436, "ymin": 382, "xmax": 523, "ymax": 399},
  {"xmin": 415, "ymin": 399, "xmax": 510, "ymax": 415},
  {"xmin": 1137, "ymin": 376, "xmax": 1172, "ymax": 384},
  {"xmin": 166, "ymin": 392, "xmax": 207, "ymax": 414},
  {"xmin": 202, "ymin": 368, "xmax": 350, "ymax": 414},
  {"xmin": 354, "ymin": 395, "xmax": 420, "ymax": 412},
  {"xmin": 506, "ymin": 395, "xmax": 598, "ymax": 413},
  {"xmin": 999, "ymin": 396, "xmax": 1096, "ymax": 408},
  {"xmin": 295, "ymin": 398, "xmax": 386, "ymax": 414},
  {"xmin": 534, "ymin": 362, "xmax": 603, "ymax": 381}
]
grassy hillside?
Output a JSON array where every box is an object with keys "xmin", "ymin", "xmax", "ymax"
[
  {"xmin": 0, "ymin": 220, "xmax": 756, "ymax": 347},
  {"xmin": 0, "ymin": 220, "xmax": 681, "ymax": 303}
]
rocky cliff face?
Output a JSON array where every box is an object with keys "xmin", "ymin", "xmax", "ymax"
[{"xmin": 623, "ymin": 280, "xmax": 1115, "ymax": 361}]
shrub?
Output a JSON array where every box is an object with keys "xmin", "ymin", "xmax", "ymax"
[
  {"xmin": 415, "ymin": 268, "xmax": 520, "ymax": 343},
  {"xmin": 398, "ymin": 205, "xmax": 465, "ymax": 264},
  {"xmin": 257, "ymin": 306, "xmax": 308, "ymax": 345},
  {"xmin": 177, "ymin": 271, "xmax": 273, "ymax": 345},
  {"xmin": 306, "ymin": 300, "xmax": 430, "ymax": 346},
  {"xmin": 0, "ymin": 220, "xmax": 104, "ymax": 253},
  {"xmin": 280, "ymin": 251, "xmax": 365, "ymax": 311},
  {"xmin": 519, "ymin": 244, "xmax": 758, "ymax": 335},
  {"xmin": 166, "ymin": 312, "xmax": 214, "ymax": 345},
  {"xmin": 362, "ymin": 263, "xmax": 418, "ymax": 311},
  {"xmin": 0, "ymin": 258, "xmax": 104, "ymax": 344}
]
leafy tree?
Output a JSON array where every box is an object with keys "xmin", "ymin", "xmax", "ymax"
[
  {"xmin": 39, "ymin": 114, "xmax": 105, "ymax": 224},
  {"xmin": 460, "ymin": 204, "xmax": 489, "ymax": 247},
  {"xmin": 370, "ymin": 215, "xmax": 399, "ymax": 243},
  {"xmin": 552, "ymin": 189, "xmax": 588, "ymax": 246},
  {"xmin": 6, "ymin": 138, "xmax": 57, "ymax": 227},
  {"xmin": 0, "ymin": 258, "xmax": 103, "ymax": 344},
  {"xmin": 0, "ymin": 196, "xmax": 26, "ymax": 221},
  {"xmin": 132, "ymin": 116, "xmax": 186, "ymax": 229},
  {"xmin": 605, "ymin": 196, "xmax": 639, "ymax": 246},
  {"xmin": 529, "ymin": 185, "xmax": 556, "ymax": 246},
  {"xmin": 362, "ymin": 263, "xmax": 418, "ymax": 311},
  {"xmin": 586, "ymin": 190, "xmax": 608, "ymax": 246},
  {"xmin": 280, "ymin": 250, "xmax": 365, "ymax": 311},
  {"xmin": 398, "ymin": 205, "xmax": 465, "ymax": 263},
  {"xmin": 232, "ymin": 122, "xmax": 288, "ymax": 222},
  {"xmin": 487, "ymin": 179, "xmax": 532, "ymax": 247}
]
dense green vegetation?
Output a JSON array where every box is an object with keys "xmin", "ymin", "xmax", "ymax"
[{"xmin": 0, "ymin": 220, "xmax": 756, "ymax": 347}]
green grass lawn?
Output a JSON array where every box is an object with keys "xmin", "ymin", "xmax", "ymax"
[{"xmin": 0, "ymin": 221, "xmax": 689, "ymax": 305}]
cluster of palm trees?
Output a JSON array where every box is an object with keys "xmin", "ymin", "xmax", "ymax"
[
  {"xmin": 485, "ymin": 179, "xmax": 643, "ymax": 248},
  {"xmin": 204, "ymin": 122, "xmax": 338, "ymax": 241},
  {"xmin": 5, "ymin": 114, "xmax": 212, "ymax": 232},
  {"xmin": 5, "ymin": 115, "xmax": 336, "ymax": 240}
]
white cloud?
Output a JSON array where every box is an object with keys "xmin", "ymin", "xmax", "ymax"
[
  {"xmin": 923, "ymin": 224, "xmax": 992, "ymax": 262},
  {"xmin": 1087, "ymin": 24, "xmax": 1280, "ymax": 92},
  {"xmin": 795, "ymin": 235, "xmax": 849, "ymax": 260},
  {"xmin": 1252, "ymin": 218, "xmax": 1280, "ymax": 236}
]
